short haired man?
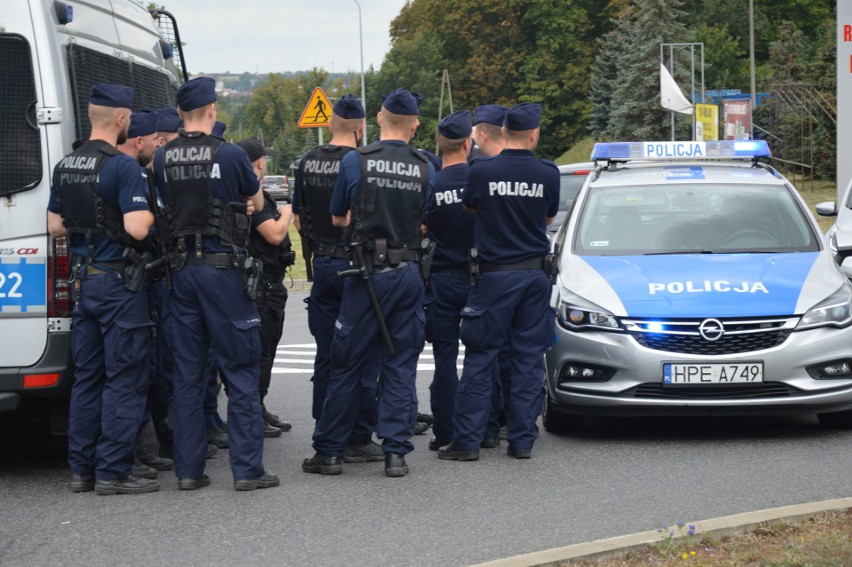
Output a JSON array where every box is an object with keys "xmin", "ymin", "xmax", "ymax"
[
  {"xmin": 48, "ymin": 84, "xmax": 158, "ymax": 495},
  {"xmin": 237, "ymin": 136, "xmax": 295, "ymax": 436},
  {"xmin": 471, "ymin": 104, "xmax": 508, "ymax": 158},
  {"xmin": 423, "ymin": 110, "xmax": 476, "ymax": 451},
  {"xmin": 152, "ymin": 76, "xmax": 277, "ymax": 491},
  {"xmin": 303, "ymin": 88, "xmax": 435, "ymax": 477},
  {"xmin": 293, "ymin": 94, "xmax": 383, "ymax": 464},
  {"xmin": 439, "ymin": 103, "xmax": 558, "ymax": 461}
]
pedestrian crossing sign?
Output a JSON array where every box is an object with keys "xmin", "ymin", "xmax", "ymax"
[{"xmin": 298, "ymin": 87, "xmax": 333, "ymax": 128}]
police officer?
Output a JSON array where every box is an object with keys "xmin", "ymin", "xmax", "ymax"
[
  {"xmin": 116, "ymin": 110, "xmax": 176, "ymax": 477},
  {"xmin": 292, "ymin": 94, "xmax": 383, "ymax": 464},
  {"xmin": 438, "ymin": 103, "xmax": 558, "ymax": 461},
  {"xmin": 423, "ymin": 110, "xmax": 475, "ymax": 451},
  {"xmin": 48, "ymin": 84, "xmax": 159, "ymax": 495},
  {"xmin": 154, "ymin": 108, "xmax": 182, "ymax": 147},
  {"xmin": 236, "ymin": 136, "xmax": 295, "ymax": 436},
  {"xmin": 471, "ymin": 104, "xmax": 508, "ymax": 158},
  {"xmin": 303, "ymin": 88, "xmax": 435, "ymax": 477},
  {"xmin": 472, "ymin": 103, "xmax": 512, "ymax": 446},
  {"xmin": 152, "ymin": 76, "xmax": 278, "ymax": 491}
]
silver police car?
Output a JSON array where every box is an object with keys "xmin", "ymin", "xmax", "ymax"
[{"xmin": 544, "ymin": 140, "xmax": 852, "ymax": 432}]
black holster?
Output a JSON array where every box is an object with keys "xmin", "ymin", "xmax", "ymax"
[
  {"xmin": 122, "ymin": 248, "xmax": 152, "ymax": 293},
  {"xmin": 468, "ymin": 248, "xmax": 480, "ymax": 287},
  {"xmin": 242, "ymin": 257, "xmax": 264, "ymax": 300}
]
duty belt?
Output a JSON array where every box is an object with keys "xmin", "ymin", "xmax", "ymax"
[
  {"xmin": 311, "ymin": 242, "xmax": 348, "ymax": 259},
  {"xmin": 480, "ymin": 257, "xmax": 545, "ymax": 273},
  {"xmin": 366, "ymin": 248, "xmax": 421, "ymax": 267},
  {"xmin": 184, "ymin": 252, "xmax": 246, "ymax": 269},
  {"xmin": 80, "ymin": 259, "xmax": 128, "ymax": 275}
]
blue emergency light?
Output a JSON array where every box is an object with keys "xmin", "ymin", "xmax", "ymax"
[{"xmin": 591, "ymin": 140, "xmax": 771, "ymax": 161}]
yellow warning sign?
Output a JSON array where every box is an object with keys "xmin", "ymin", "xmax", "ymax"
[{"xmin": 297, "ymin": 87, "xmax": 332, "ymax": 128}]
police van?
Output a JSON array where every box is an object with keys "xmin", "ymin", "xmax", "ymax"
[
  {"xmin": 0, "ymin": 0, "xmax": 185, "ymax": 432},
  {"xmin": 544, "ymin": 140, "xmax": 852, "ymax": 432}
]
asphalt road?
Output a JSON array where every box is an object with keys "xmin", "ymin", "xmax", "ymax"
[{"xmin": 1, "ymin": 290, "xmax": 851, "ymax": 567}]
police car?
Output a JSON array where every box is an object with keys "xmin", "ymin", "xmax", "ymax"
[{"xmin": 544, "ymin": 140, "xmax": 852, "ymax": 432}]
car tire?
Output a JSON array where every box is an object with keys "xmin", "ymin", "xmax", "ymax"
[
  {"xmin": 816, "ymin": 409, "xmax": 852, "ymax": 429},
  {"xmin": 542, "ymin": 394, "xmax": 584, "ymax": 434}
]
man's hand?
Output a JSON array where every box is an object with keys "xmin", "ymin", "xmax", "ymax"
[{"xmin": 246, "ymin": 199, "xmax": 256, "ymax": 216}]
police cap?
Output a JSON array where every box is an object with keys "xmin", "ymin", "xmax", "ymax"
[
  {"xmin": 89, "ymin": 83, "xmax": 134, "ymax": 109},
  {"xmin": 333, "ymin": 94, "xmax": 365, "ymax": 119},
  {"xmin": 236, "ymin": 137, "xmax": 266, "ymax": 162},
  {"xmin": 504, "ymin": 103, "xmax": 541, "ymax": 131},
  {"xmin": 176, "ymin": 76, "xmax": 217, "ymax": 111},
  {"xmin": 473, "ymin": 104, "xmax": 508, "ymax": 127},
  {"xmin": 438, "ymin": 110, "xmax": 472, "ymax": 140},
  {"xmin": 155, "ymin": 108, "xmax": 182, "ymax": 133},
  {"xmin": 381, "ymin": 88, "xmax": 420, "ymax": 116},
  {"xmin": 128, "ymin": 110, "xmax": 158, "ymax": 138},
  {"xmin": 213, "ymin": 121, "xmax": 227, "ymax": 137}
]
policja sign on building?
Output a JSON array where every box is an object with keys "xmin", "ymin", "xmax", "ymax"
[{"xmin": 298, "ymin": 87, "xmax": 333, "ymax": 129}]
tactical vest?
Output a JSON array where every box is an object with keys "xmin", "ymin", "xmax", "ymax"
[
  {"xmin": 352, "ymin": 142, "xmax": 428, "ymax": 250},
  {"xmin": 298, "ymin": 145, "xmax": 351, "ymax": 245},
  {"xmin": 161, "ymin": 133, "xmax": 250, "ymax": 266},
  {"xmin": 248, "ymin": 190, "xmax": 295, "ymax": 280},
  {"xmin": 55, "ymin": 140, "xmax": 136, "ymax": 262}
]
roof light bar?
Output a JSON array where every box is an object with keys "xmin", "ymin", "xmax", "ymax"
[{"xmin": 591, "ymin": 140, "xmax": 771, "ymax": 161}]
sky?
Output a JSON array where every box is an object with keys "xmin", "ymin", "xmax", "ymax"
[{"xmin": 161, "ymin": 0, "xmax": 410, "ymax": 74}]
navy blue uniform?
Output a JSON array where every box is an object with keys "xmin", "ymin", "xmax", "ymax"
[
  {"xmin": 293, "ymin": 146, "xmax": 377, "ymax": 443},
  {"xmin": 152, "ymin": 132, "xmax": 265, "ymax": 482},
  {"xmin": 49, "ymin": 142, "xmax": 153, "ymax": 481},
  {"xmin": 451, "ymin": 149, "xmax": 559, "ymax": 453},
  {"xmin": 312, "ymin": 141, "xmax": 435, "ymax": 457},
  {"xmin": 424, "ymin": 163, "xmax": 474, "ymax": 445}
]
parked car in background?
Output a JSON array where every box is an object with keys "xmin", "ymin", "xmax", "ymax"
[
  {"xmin": 818, "ymin": 176, "xmax": 852, "ymax": 279},
  {"xmin": 261, "ymin": 175, "xmax": 291, "ymax": 203},
  {"xmin": 544, "ymin": 140, "xmax": 852, "ymax": 433},
  {"xmin": 549, "ymin": 162, "xmax": 594, "ymax": 239}
]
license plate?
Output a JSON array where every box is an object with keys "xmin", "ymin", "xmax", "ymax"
[
  {"xmin": 0, "ymin": 260, "xmax": 47, "ymax": 314},
  {"xmin": 662, "ymin": 362, "xmax": 763, "ymax": 384}
]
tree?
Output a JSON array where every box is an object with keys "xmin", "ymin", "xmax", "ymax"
[{"xmin": 608, "ymin": 0, "xmax": 692, "ymax": 141}]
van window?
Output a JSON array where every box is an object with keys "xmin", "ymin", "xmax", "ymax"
[
  {"xmin": 66, "ymin": 43, "xmax": 178, "ymax": 140},
  {"xmin": 0, "ymin": 34, "xmax": 42, "ymax": 197}
]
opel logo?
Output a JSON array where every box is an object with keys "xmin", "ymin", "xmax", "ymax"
[{"xmin": 698, "ymin": 318, "xmax": 725, "ymax": 342}]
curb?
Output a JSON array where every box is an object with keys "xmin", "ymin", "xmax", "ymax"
[{"xmin": 470, "ymin": 497, "xmax": 852, "ymax": 567}]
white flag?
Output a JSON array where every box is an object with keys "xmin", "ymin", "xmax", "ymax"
[{"xmin": 660, "ymin": 63, "xmax": 693, "ymax": 115}]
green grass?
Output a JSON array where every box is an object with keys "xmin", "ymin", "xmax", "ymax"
[
  {"xmin": 555, "ymin": 137, "xmax": 596, "ymax": 165},
  {"xmin": 285, "ymin": 223, "xmax": 308, "ymax": 281}
]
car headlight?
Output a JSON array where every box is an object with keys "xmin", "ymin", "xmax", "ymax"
[
  {"xmin": 796, "ymin": 284, "xmax": 852, "ymax": 330},
  {"xmin": 557, "ymin": 292, "xmax": 623, "ymax": 332}
]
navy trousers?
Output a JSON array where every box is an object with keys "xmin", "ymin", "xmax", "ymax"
[
  {"xmin": 451, "ymin": 270, "xmax": 554, "ymax": 452},
  {"xmin": 168, "ymin": 264, "xmax": 264, "ymax": 481},
  {"xmin": 307, "ymin": 255, "xmax": 377, "ymax": 444},
  {"xmin": 312, "ymin": 262, "xmax": 425, "ymax": 457},
  {"xmin": 67, "ymin": 270, "xmax": 152, "ymax": 480},
  {"xmin": 424, "ymin": 270, "xmax": 470, "ymax": 444}
]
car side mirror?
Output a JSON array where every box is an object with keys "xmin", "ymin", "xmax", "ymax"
[{"xmin": 816, "ymin": 201, "xmax": 837, "ymax": 217}]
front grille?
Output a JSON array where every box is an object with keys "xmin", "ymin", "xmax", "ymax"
[
  {"xmin": 0, "ymin": 34, "xmax": 42, "ymax": 197},
  {"xmin": 631, "ymin": 382, "xmax": 796, "ymax": 400},
  {"xmin": 624, "ymin": 316, "xmax": 797, "ymax": 355},
  {"xmin": 632, "ymin": 329, "xmax": 791, "ymax": 355},
  {"xmin": 66, "ymin": 44, "xmax": 178, "ymax": 141}
]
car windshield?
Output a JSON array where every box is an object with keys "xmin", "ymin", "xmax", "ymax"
[
  {"xmin": 574, "ymin": 183, "xmax": 819, "ymax": 256},
  {"xmin": 263, "ymin": 176, "xmax": 286, "ymax": 185}
]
